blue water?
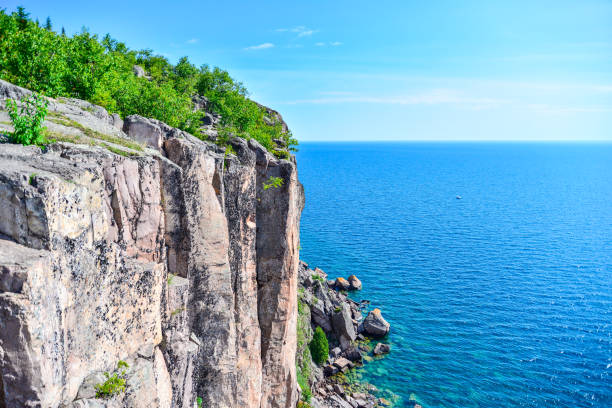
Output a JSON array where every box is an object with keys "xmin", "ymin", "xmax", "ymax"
[{"xmin": 296, "ymin": 142, "xmax": 612, "ymax": 408}]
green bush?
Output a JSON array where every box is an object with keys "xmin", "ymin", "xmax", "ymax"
[
  {"xmin": 0, "ymin": 8, "xmax": 297, "ymax": 154},
  {"xmin": 6, "ymin": 93, "xmax": 48, "ymax": 145},
  {"xmin": 95, "ymin": 360, "xmax": 129, "ymax": 398},
  {"xmin": 263, "ymin": 176, "xmax": 284, "ymax": 190},
  {"xmin": 309, "ymin": 326, "xmax": 329, "ymax": 366}
]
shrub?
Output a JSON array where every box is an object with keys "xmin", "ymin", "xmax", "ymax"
[
  {"xmin": 95, "ymin": 360, "xmax": 129, "ymax": 398},
  {"xmin": 6, "ymin": 93, "xmax": 48, "ymax": 145},
  {"xmin": 263, "ymin": 176, "xmax": 284, "ymax": 190},
  {"xmin": 0, "ymin": 8, "xmax": 298, "ymax": 154},
  {"xmin": 309, "ymin": 326, "xmax": 329, "ymax": 365}
]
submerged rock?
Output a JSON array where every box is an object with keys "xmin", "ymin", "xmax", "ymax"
[{"xmin": 373, "ymin": 343, "xmax": 391, "ymax": 355}]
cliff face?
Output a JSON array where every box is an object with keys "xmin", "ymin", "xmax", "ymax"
[{"xmin": 0, "ymin": 80, "xmax": 304, "ymax": 408}]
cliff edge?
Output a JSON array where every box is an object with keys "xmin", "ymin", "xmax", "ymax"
[{"xmin": 0, "ymin": 80, "xmax": 304, "ymax": 408}]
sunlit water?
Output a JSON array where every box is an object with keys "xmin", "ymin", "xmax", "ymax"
[{"xmin": 296, "ymin": 142, "xmax": 612, "ymax": 408}]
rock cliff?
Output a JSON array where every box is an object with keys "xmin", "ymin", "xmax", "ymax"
[{"xmin": 0, "ymin": 80, "xmax": 304, "ymax": 408}]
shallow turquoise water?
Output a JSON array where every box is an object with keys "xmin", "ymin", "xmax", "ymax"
[{"xmin": 296, "ymin": 142, "xmax": 612, "ymax": 408}]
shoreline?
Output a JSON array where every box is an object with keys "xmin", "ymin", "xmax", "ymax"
[{"xmin": 297, "ymin": 261, "xmax": 411, "ymax": 408}]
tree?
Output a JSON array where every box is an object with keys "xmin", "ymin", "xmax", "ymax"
[
  {"xmin": 44, "ymin": 17, "xmax": 52, "ymax": 31},
  {"xmin": 15, "ymin": 6, "xmax": 29, "ymax": 29},
  {"xmin": 309, "ymin": 327, "xmax": 329, "ymax": 365}
]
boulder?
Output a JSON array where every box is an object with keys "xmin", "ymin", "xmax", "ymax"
[
  {"xmin": 343, "ymin": 346, "xmax": 363, "ymax": 362},
  {"xmin": 324, "ymin": 364, "xmax": 339, "ymax": 376},
  {"xmin": 334, "ymin": 277, "xmax": 350, "ymax": 291},
  {"xmin": 133, "ymin": 65, "xmax": 146, "ymax": 77},
  {"xmin": 373, "ymin": 343, "xmax": 391, "ymax": 355},
  {"xmin": 330, "ymin": 347, "xmax": 342, "ymax": 359},
  {"xmin": 332, "ymin": 357, "xmax": 353, "ymax": 372},
  {"xmin": 362, "ymin": 308, "xmax": 390, "ymax": 337},
  {"xmin": 347, "ymin": 275, "xmax": 362, "ymax": 290},
  {"xmin": 332, "ymin": 304, "xmax": 356, "ymax": 349}
]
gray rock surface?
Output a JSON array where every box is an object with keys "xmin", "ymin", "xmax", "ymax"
[
  {"xmin": 0, "ymin": 79, "xmax": 303, "ymax": 408},
  {"xmin": 362, "ymin": 309, "xmax": 390, "ymax": 337}
]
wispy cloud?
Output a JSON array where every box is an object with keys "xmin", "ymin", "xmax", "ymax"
[
  {"xmin": 527, "ymin": 104, "xmax": 612, "ymax": 114},
  {"xmin": 186, "ymin": 38, "xmax": 199, "ymax": 44},
  {"xmin": 276, "ymin": 26, "xmax": 318, "ymax": 37},
  {"xmin": 244, "ymin": 43, "xmax": 275, "ymax": 51},
  {"xmin": 282, "ymin": 89, "xmax": 508, "ymax": 110},
  {"xmin": 315, "ymin": 41, "xmax": 343, "ymax": 47}
]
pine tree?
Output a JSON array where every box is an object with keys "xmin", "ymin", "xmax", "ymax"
[
  {"xmin": 44, "ymin": 17, "xmax": 52, "ymax": 31},
  {"xmin": 16, "ymin": 6, "xmax": 29, "ymax": 29},
  {"xmin": 61, "ymin": 27, "xmax": 66, "ymax": 36}
]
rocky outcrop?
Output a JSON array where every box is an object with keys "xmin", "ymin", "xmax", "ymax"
[
  {"xmin": 362, "ymin": 309, "xmax": 390, "ymax": 338},
  {"xmin": 297, "ymin": 263, "xmax": 395, "ymax": 408},
  {"xmin": 0, "ymin": 80, "xmax": 302, "ymax": 408}
]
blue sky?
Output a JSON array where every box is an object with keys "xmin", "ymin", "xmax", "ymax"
[{"xmin": 5, "ymin": 0, "xmax": 612, "ymax": 141}]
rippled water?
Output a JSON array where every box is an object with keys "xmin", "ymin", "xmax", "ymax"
[{"xmin": 296, "ymin": 142, "xmax": 612, "ymax": 408}]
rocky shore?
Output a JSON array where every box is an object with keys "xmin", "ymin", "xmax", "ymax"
[{"xmin": 296, "ymin": 262, "xmax": 401, "ymax": 408}]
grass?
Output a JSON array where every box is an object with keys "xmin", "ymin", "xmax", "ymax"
[
  {"xmin": 47, "ymin": 112, "xmax": 144, "ymax": 151},
  {"xmin": 171, "ymin": 307, "xmax": 184, "ymax": 317}
]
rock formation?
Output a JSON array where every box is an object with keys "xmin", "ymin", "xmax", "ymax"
[{"xmin": 0, "ymin": 80, "xmax": 303, "ymax": 408}]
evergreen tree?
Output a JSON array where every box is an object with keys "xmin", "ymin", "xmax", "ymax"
[
  {"xmin": 44, "ymin": 17, "xmax": 52, "ymax": 31},
  {"xmin": 16, "ymin": 6, "xmax": 29, "ymax": 29},
  {"xmin": 309, "ymin": 327, "xmax": 329, "ymax": 365},
  {"xmin": 61, "ymin": 26, "xmax": 66, "ymax": 36}
]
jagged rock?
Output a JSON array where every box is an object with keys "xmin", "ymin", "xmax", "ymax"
[
  {"xmin": 330, "ymin": 347, "xmax": 342, "ymax": 359},
  {"xmin": 362, "ymin": 308, "xmax": 390, "ymax": 337},
  {"xmin": 332, "ymin": 304, "xmax": 357, "ymax": 349},
  {"xmin": 347, "ymin": 275, "xmax": 362, "ymax": 290},
  {"xmin": 342, "ymin": 346, "xmax": 363, "ymax": 362},
  {"xmin": 334, "ymin": 277, "xmax": 350, "ymax": 290},
  {"xmin": 75, "ymin": 372, "xmax": 106, "ymax": 400},
  {"xmin": 133, "ymin": 65, "xmax": 146, "ymax": 77},
  {"xmin": 123, "ymin": 115, "xmax": 164, "ymax": 150},
  {"xmin": 324, "ymin": 365, "xmax": 339, "ymax": 376},
  {"xmin": 373, "ymin": 343, "xmax": 391, "ymax": 355}
]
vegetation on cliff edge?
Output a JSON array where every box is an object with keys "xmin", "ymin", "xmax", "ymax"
[{"xmin": 0, "ymin": 7, "xmax": 297, "ymax": 154}]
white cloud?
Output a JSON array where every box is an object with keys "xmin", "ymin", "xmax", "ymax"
[
  {"xmin": 330, "ymin": 41, "xmax": 343, "ymax": 46},
  {"xmin": 314, "ymin": 41, "xmax": 343, "ymax": 47},
  {"xmin": 244, "ymin": 43, "xmax": 275, "ymax": 51},
  {"xmin": 186, "ymin": 38, "xmax": 199, "ymax": 44},
  {"xmin": 276, "ymin": 26, "xmax": 318, "ymax": 37},
  {"xmin": 315, "ymin": 42, "xmax": 325, "ymax": 47}
]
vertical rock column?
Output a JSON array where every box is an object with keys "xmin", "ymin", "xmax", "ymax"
[
  {"xmin": 223, "ymin": 138, "xmax": 262, "ymax": 407},
  {"xmin": 252, "ymin": 140, "xmax": 304, "ymax": 408},
  {"xmin": 164, "ymin": 138, "xmax": 238, "ymax": 408}
]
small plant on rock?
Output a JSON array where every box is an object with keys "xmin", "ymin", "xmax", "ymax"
[
  {"xmin": 309, "ymin": 326, "xmax": 329, "ymax": 366},
  {"xmin": 263, "ymin": 176, "xmax": 284, "ymax": 190},
  {"xmin": 95, "ymin": 360, "xmax": 129, "ymax": 398},
  {"xmin": 6, "ymin": 93, "xmax": 48, "ymax": 146}
]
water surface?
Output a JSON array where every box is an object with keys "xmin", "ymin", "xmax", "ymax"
[{"xmin": 296, "ymin": 142, "xmax": 612, "ymax": 407}]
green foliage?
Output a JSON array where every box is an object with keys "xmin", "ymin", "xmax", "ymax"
[
  {"xmin": 197, "ymin": 396, "xmax": 203, "ymax": 408},
  {"xmin": 0, "ymin": 8, "xmax": 297, "ymax": 153},
  {"xmin": 28, "ymin": 173, "xmax": 37, "ymax": 186},
  {"xmin": 296, "ymin": 368, "xmax": 312, "ymax": 402},
  {"xmin": 6, "ymin": 93, "xmax": 48, "ymax": 145},
  {"xmin": 309, "ymin": 326, "xmax": 329, "ymax": 366},
  {"xmin": 263, "ymin": 176, "xmax": 284, "ymax": 190},
  {"xmin": 334, "ymin": 306, "xmax": 342, "ymax": 313},
  {"xmin": 312, "ymin": 274, "xmax": 324, "ymax": 282},
  {"xmin": 95, "ymin": 360, "xmax": 129, "ymax": 398}
]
